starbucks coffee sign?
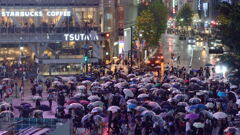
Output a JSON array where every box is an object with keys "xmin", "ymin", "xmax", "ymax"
[{"xmin": 1, "ymin": 10, "xmax": 71, "ymax": 17}]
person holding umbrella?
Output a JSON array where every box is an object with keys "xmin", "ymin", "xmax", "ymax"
[{"xmin": 47, "ymin": 91, "xmax": 54, "ymax": 110}]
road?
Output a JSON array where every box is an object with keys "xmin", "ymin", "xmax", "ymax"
[{"xmin": 161, "ymin": 34, "xmax": 217, "ymax": 69}]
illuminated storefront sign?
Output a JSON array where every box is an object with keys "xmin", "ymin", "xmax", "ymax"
[
  {"xmin": 64, "ymin": 32, "xmax": 99, "ymax": 41},
  {"xmin": 1, "ymin": 11, "xmax": 71, "ymax": 17}
]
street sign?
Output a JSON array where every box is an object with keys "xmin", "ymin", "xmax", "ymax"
[
  {"xmin": 5, "ymin": 86, "xmax": 13, "ymax": 96},
  {"xmin": 84, "ymin": 44, "xmax": 88, "ymax": 49}
]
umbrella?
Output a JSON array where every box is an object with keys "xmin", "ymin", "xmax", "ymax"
[
  {"xmin": 196, "ymin": 90, "xmax": 209, "ymax": 96},
  {"xmin": 193, "ymin": 122, "xmax": 205, "ymax": 128},
  {"xmin": 127, "ymin": 104, "xmax": 137, "ymax": 109},
  {"xmin": 32, "ymin": 95, "xmax": 42, "ymax": 100},
  {"xmin": 87, "ymin": 95, "xmax": 100, "ymax": 101},
  {"xmin": 205, "ymin": 102, "xmax": 215, "ymax": 108},
  {"xmin": 185, "ymin": 113, "xmax": 199, "ymax": 120},
  {"xmin": 169, "ymin": 75, "xmax": 177, "ymax": 80},
  {"xmin": 154, "ymin": 83, "xmax": 161, "ymax": 88},
  {"xmin": 68, "ymin": 103, "xmax": 84, "ymax": 110},
  {"xmin": 224, "ymin": 127, "xmax": 238, "ymax": 133},
  {"xmin": 73, "ymin": 93, "xmax": 86, "ymax": 99},
  {"xmin": 217, "ymin": 91, "xmax": 227, "ymax": 97},
  {"xmin": 79, "ymin": 100, "xmax": 90, "ymax": 105},
  {"xmin": 147, "ymin": 101, "xmax": 161, "ymax": 109},
  {"xmin": 141, "ymin": 110, "xmax": 156, "ymax": 117},
  {"xmin": 90, "ymin": 101, "xmax": 104, "ymax": 108},
  {"xmin": 2, "ymin": 78, "xmax": 11, "ymax": 81},
  {"xmin": 189, "ymin": 97, "xmax": 201, "ymax": 104},
  {"xmin": 152, "ymin": 89, "xmax": 166, "ymax": 95},
  {"xmin": 91, "ymin": 82, "xmax": 100, "ymax": 86},
  {"xmin": 190, "ymin": 77, "xmax": 200, "ymax": 82},
  {"xmin": 0, "ymin": 110, "xmax": 14, "ymax": 118},
  {"xmin": 162, "ymin": 83, "xmax": 171, "ymax": 89},
  {"xmin": 0, "ymin": 102, "xmax": 11, "ymax": 108},
  {"xmin": 137, "ymin": 94, "xmax": 149, "ymax": 99},
  {"xmin": 135, "ymin": 106, "xmax": 147, "ymax": 112},
  {"xmin": 107, "ymin": 106, "xmax": 120, "ymax": 113},
  {"xmin": 213, "ymin": 112, "xmax": 228, "ymax": 119},
  {"xmin": 138, "ymin": 88, "xmax": 148, "ymax": 93},
  {"xmin": 81, "ymin": 114, "xmax": 93, "ymax": 125},
  {"xmin": 172, "ymin": 89, "xmax": 182, "ymax": 94},
  {"xmin": 174, "ymin": 94, "xmax": 188, "ymax": 101},
  {"xmin": 114, "ymin": 83, "xmax": 124, "ymax": 89},
  {"xmin": 127, "ymin": 74, "xmax": 136, "ymax": 78},
  {"xmin": 127, "ymin": 99, "xmax": 138, "ymax": 105},
  {"xmin": 82, "ymin": 80, "xmax": 92, "ymax": 84},
  {"xmin": 177, "ymin": 102, "xmax": 189, "ymax": 107},
  {"xmin": 52, "ymin": 80, "xmax": 61, "ymax": 85},
  {"xmin": 91, "ymin": 107, "xmax": 103, "ymax": 113},
  {"xmin": 200, "ymin": 110, "xmax": 213, "ymax": 118},
  {"xmin": 77, "ymin": 85, "xmax": 86, "ymax": 90},
  {"xmin": 123, "ymin": 89, "xmax": 134, "ymax": 98},
  {"xmin": 33, "ymin": 110, "xmax": 43, "ymax": 115},
  {"xmin": 205, "ymin": 63, "xmax": 213, "ymax": 67},
  {"xmin": 189, "ymin": 104, "xmax": 207, "ymax": 111},
  {"xmin": 230, "ymin": 85, "xmax": 238, "ymax": 89}
]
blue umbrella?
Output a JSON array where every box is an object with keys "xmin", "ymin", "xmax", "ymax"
[
  {"xmin": 127, "ymin": 104, "xmax": 137, "ymax": 109},
  {"xmin": 205, "ymin": 63, "xmax": 213, "ymax": 67},
  {"xmin": 189, "ymin": 104, "xmax": 207, "ymax": 111},
  {"xmin": 217, "ymin": 91, "xmax": 227, "ymax": 97}
]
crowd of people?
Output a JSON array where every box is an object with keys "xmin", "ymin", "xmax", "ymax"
[{"xmin": 0, "ymin": 64, "xmax": 239, "ymax": 135}]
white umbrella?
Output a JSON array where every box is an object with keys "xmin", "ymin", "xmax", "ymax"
[
  {"xmin": 90, "ymin": 101, "xmax": 104, "ymax": 108},
  {"xmin": 230, "ymin": 85, "xmax": 238, "ymax": 89},
  {"xmin": 205, "ymin": 102, "xmax": 215, "ymax": 108},
  {"xmin": 88, "ymin": 95, "xmax": 101, "ymax": 101},
  {"xmin": 189, "ymin": 97, "xmax": 201, "ymax": 104},
  {"xmin": 135, "ymin": 106, "xmax": 147, "ymax": 112},
  {"xmin": 193, "ymin": 122, "xmax": 205, "ymax": 128},
  {"xmin": 81, "ymin": 114, "xmax": 92, "ymax": 125},
  {"xmin": 91, "ymin": 107, "xmax": 103, "ymax": 113},
  {"xmin": 127, "ymin": 74, "xmax": 136, "ymax": 78},
  {"xmin": 213, "ymin": 112, "xmax": 228, "ymax": 119},
  {"xmin": 127, "ymin": 99, "xmax": 138, "ymax": 105},
  {"xmin": 177, "ymin": 102, "xmax": 189, "ymax": 107},
  {"xmin": 2, "ymin": 78, "xmax": 11, "ymax": 81},
  {"xmin": 52, "ymin": 80, "xmax": 61, "ymax": 85},
  {"xmin": 141, "ymin": 78, "xmax": 152, "ymax": 83},
  {"xmin": 137, "ymin": 94, "xmax": 149, "ymax": 99},
  {"xmin": 147, "ymin": 101, "xmax": 160, "ymax": 108},
  {"xmin": 224, "ymin": 127, "xmax": 238, "ymax": 133},
  {"xmin": 190, "ymin": 77, "xmax": 200, "ymax": 82},
  {"xmin": 77, "ymin": 85, "xmax": 86, "ymax": 90},
  {"xmin": 91, "ymin": 82, "xmax": 100, "ymax": 86},
  {"xmin": 82, "ymin": 80, "xmax": 92, "ymax": 84},
  {"xmin": 73, "ymin": 93, "xmax": 86, "ymax": 98},
  {"xmin": 138, "ymin": 88, "xmax": 148, "ymax": 92},
  {"xmin": 68, "ymin": 103, "xmax": 84, "ymax": 110},
  {"xmin": 114, "ymin": 83, "xmax": 123, "ymax": 89},
  {"xmin": 141, "ymin": 110, "xmax": 156, "ymax": 117},
  {"xmin": 123, "ymin": 89, "xmax": 134, "ymax": 98},
  {"xmin": 0, "ymin": 102, "xmax": 11, "ymax": 108},
  {"xmin": 107, "ymin": 106, "xmax": 120, "ymax": 113},
  {"xmin": 32, "ymin": 95, "xmax": 42, "ymax": 100},
  {"xmin": 169, "ymin": 75, "xmax": 177, "ymax": 80}
]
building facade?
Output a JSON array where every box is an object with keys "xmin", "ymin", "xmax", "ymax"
[{"xmin": 0, "ymin": 0, "xmax": 112, "ymax": 76}]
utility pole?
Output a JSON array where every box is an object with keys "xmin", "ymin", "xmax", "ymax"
[
  {"xmin": 84, "ymin": 22, "xmax": 89, "ymax": 73},
  {"xmin": 130, "ymin": 26, "xmax": 133, "ymax": 67}
]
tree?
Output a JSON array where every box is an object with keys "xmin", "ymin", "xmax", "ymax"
[
  {"xmin": 176, "ymin": 4, "xmax": 193, "ymax": 26},
  {"xmin": 136, "ymin": 0, "xmax": 168, "ymax": 47},
  {"xmin": 217, "ymin": 2, "xmax": 240, "ymax": 72},
  {"xmin": 135, "ymin": 10, "xmax": 157, "ymax": 47},
  {"xmin": 149, "ymin": 0, "xmax": 168, "ymax": 41}
]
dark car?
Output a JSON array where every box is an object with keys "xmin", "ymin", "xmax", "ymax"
[{"xmin": 179, "ymin": 35, "xmax": 186, "ymax": 40}]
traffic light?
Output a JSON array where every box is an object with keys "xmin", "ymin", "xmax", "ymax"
[
  {"xmin": 106, "ymin": 33, "xmax": 110, "ymax": 38},
  {"xmin": 84, "ymin": 56, "xmax": 88, "ymax": 62}
]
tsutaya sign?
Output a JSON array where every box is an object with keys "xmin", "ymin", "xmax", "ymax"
[
  {"xmin": 64, "ymin": 31, "xmax": 99, "ymax": 41},
  {"xmin": 0, "ymin": 10, "xmax": 71, "ymax": 17}
]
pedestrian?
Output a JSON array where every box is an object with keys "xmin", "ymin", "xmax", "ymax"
[
  {"xmin": 14, "ymin": 82, "xmax": 18, "ymax": 98},
  {"xmin": 19, "ymin": 83, "xmax": 24, "ymax": 100},
  {"xmin": 47, "ymin": 92, "xmax": 54, "ymax": 110},
  {"xmin": 36, "ymin": 83, "xmax": 43, "ymax": 97},
  {"xmin": 31, "ymin": 85, "xmax": 37, "ymax": 96}
]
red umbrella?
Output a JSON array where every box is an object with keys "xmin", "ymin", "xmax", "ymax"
[
  {"xmin": 67, "ymin": 100, "xmax": 78, "ymax": 105},
  {"xmin": 80, "ymin": 100, "xmax": 90, "ymax": 105}
]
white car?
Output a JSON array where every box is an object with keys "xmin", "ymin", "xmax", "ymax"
[{"xmin": 187, "ymin": 37, "xmax": 196, "ymax": 44}]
